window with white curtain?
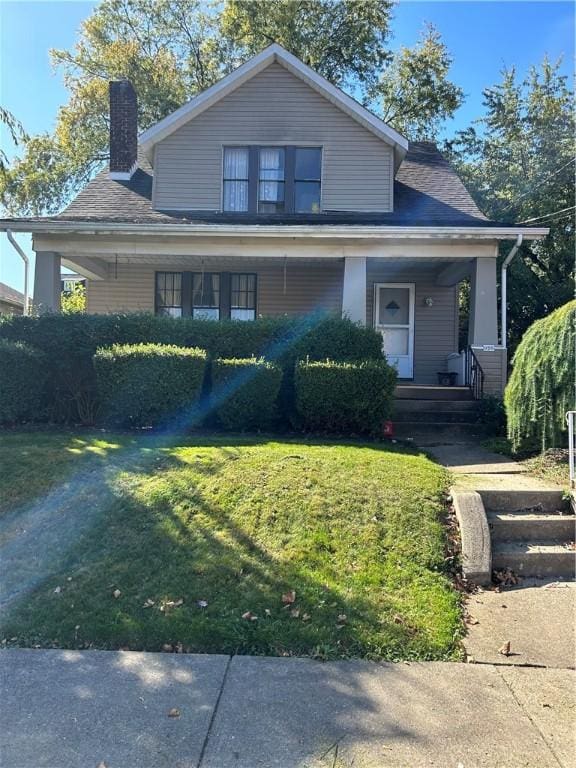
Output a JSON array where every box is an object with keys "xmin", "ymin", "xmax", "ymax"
[
  {"xmin": 258, "ymin": 148, "xmax": 285, "ymax": 213},
  {"xmin": 230, "ymin": 273, "xmax": 257, "ymax": 320},
  {"xmin": 223, "ymin": 147, "xmax": 249, "ymax": 212},
  {"xmin": 192, "ymin": 273, "xmax": 220, "ymax": 320},
  {"xmin": 155, "ymin": 272, "xmax": 183, "ymax": 317}
]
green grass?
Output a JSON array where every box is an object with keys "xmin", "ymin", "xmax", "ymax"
[{"xmin": 0, "ymin": 429, "xmax": 462, "ymax": 660}]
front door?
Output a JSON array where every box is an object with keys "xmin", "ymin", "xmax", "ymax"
[{"xmin": 374, "ymin": 283, "xmax": 415, "ymax": 378}]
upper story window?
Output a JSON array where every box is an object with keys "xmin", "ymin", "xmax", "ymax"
[{"xmin": 222, "ymin": 146, "xmax": 321, "ymax": 214}]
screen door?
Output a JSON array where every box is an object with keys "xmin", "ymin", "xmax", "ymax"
[{"xmin": 374, "ymin": 283, "xmax": 415, "ymax": 378}]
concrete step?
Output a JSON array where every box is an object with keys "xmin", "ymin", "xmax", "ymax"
[
  {"xmin": 488, "ymin": 512, "xmax": 576, "ymax": 543},
  {"xmin": 393, "ymin": 411, "xmax": 478, "ymax": 424},
  {"xmin": 395, "ymin": 385, "xmax": 473, "ymax": 402},
  {"xmin": 492, "ymin": 541, "xmax": 576, "ymax": 578},
  {"xmin": 479, "ymin": 490, "xmax": 568, "ymax": 514},
  {"xmin": 394, "ymin": 399, "xmax": 479, "ymax": 413},
  {"xmin": 394, "ymin": 422, "xmax": 486, "ymax": 440}
]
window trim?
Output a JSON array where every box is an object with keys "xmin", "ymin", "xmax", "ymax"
[{"xmin": 222, "ymin": 144, "xmax": 322, "ymax": 214}]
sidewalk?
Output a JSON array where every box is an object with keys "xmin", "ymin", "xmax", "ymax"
[{"xmin": 1, "ymin": 648, "xmax": 574, "ymax": 767}]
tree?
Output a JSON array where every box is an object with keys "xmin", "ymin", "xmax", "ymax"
[
  {"xmin": 61, "ymin": 283, "xmax": 87, "ymax": 314},
  {"xmin": 505, "ymin": 300, "xmax": 575, "ymax": 451},
  {"xmin": 0, "ymin": 107, "xmax": 27, "ymax": 172},
  {"xmin": 376, "ymin": 23, "xmax": 463, "ymax": 139},
  {"xmin": 446, "ymin": 59, "xmax": 575, "ymax": 350},
  {"xmin": 1, "ymin": 0, "xmax": 462, "ymax": 216}
]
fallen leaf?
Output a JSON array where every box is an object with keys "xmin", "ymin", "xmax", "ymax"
[
  {"xmin": 96, "ymin": 762, "xmax": 108, "ymax": 768},
  {"xmin": 290, "ymin": 609, "xmax": 300, "ymax": 619},
  {"xmin": 466, "ymin": 617, "xmax": 479, "ymax": 625},
  {"xmin": 175, "ymin": 642, "xmax": 183, "ymax": 653},
  {"xmin": 499, "ymin": 641, "xmax": 511, "ymax": 656},
  {"xmin": 242, "ymin": 611, "xmax": 258, "ymax": 621},
  {"xmin": 337, "ymin": 614, "xmax": 347, "ymax": 624},
  {"xmin": 197, "ymin": 600, "xmax": 208, "ymax": 608},
  {"xmin": 112, "ymin": 589, "xmax": 121, "ymax": 599},
  {"xmin": 264, "ymin": 609, "xmax": 271, "ymax": 617},
  {"xmin": 142, "ymin": 598, "xmax": 155, "ymax": 609},
  {"xmin": 174, "ymin": 598, "xmax": 184, "ymax": 607},
  {"xmin": 282, "ymin": 590, "xmax": 296, "ymax": 605},
  {"xmin": 168, "ymin": 708, "xmax": 180, "ymax": 718},
  {"xmin": 53, "ymin": 586, "xmax": 61, "ymax": 594},
  {"xmin": 302, "ymin": 613, "xmax": 311, "ymax": 621},
  {"xmin": 162, "ymin": 643, "xmax": 173, "ymax": 652}
]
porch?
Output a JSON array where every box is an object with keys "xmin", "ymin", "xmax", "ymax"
[{"xmin": 31, "ymin": 236, "xmax": 506, "ymax": 395}]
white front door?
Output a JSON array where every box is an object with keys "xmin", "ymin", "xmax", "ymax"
[{"xmin": 374, "ymin": 283, "xmax": 415, "ymax": 378}]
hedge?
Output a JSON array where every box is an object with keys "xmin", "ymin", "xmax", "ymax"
[
  {"xmin": 0, "ymin": 340, "xmax": 48, "ymax": 423},
  {"xmin": 0, "ymin": 313, "xmax": 383, "ymax": 423},
  {"xmin": 295, "ymin": 359, "xmax": 397, "ymax": 435},
  {"xmin": 93, "ymin": 343, "xmax": 207, "ymax": 428},
  {"xmin": 211, "ymin": 358, "xmax": 283, "ymax": 431}
]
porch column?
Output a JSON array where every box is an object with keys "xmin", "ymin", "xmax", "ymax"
[
  {"xmin": 468, "ymin": 257, "xmax": 498, "ymax": 346},
  {"xmin": 341, "ymin": 257, "xmax": 366, "ymax": 325},
  {"xmin": 33, "ymin": 251, "xmax": 61, "ymax": 313}
]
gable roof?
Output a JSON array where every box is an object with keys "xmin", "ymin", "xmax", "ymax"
[
  {"xmin": 0, "ymin": 281, "xmax": 24, "ymax": 308},
  {"xmin": 0, "ymin": 142, "xmax": 548, "ymax": 239},
  {"xmin": 139, "ymin": 44, "xmax": 409, "ymax": 165}
]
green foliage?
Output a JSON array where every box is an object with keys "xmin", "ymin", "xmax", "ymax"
[
  {"xmin": 61, "ymin": 283, "xmax": 86, "ymax": 314},
  {"xmin": 447, "ymin": 58, "xmax": 575, "ymax": 351},
  {"xmin": 0, "ymin": 106, "xmax": 28, "ymax": 173},
  {"xmin": 0, "ymin": 313, "xmax": 382, "ymax": 424},
  {"xmin": 476, "ymin": 395, "xmax": 506, "ymax": 437},
  {"xmin": 295, "ymin": 359, "xmax": 396, "ymax": 435},
  {"xmin": 212, "ymin": 358, "xmax": 283, "ymax": 430},
  {"xmin": 0, "ymin": 340, "xmax": 47, "ymax": 423},
  {"xmin": 376, "ymin": 23, "xmax": 463, "ymax": 140},
  {"xmin": 94, "ymin": 342, "xmax": 206, "ymax": 427},
  {"xmin": 505, "ymin": 301, "xmax": 575, "ymax": 451},
  {"xmin": 0, "ymin": 0, "xmax": 463, "ymax": 214}
]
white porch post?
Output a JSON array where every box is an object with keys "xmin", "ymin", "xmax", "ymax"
[
  {"xmin": 33, "ymin": 251, "xmax": 61, "ymax": 313},
  {"xmin": 341, "ymin": 256, "xmax": 367, "ymax": 325},
  {"xmin": 468, "ymin": 257, "xmax": 498, "ymax": 346}
]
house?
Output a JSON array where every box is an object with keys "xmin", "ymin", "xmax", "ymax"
[
  {"xmin": 0, "ymin": 281, "xmax": 25, "ymax": 315},
  {"xmin": 0, "ymin": 45, "xmax": 547, "ymax": 394}
]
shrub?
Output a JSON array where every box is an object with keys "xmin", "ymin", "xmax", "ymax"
[
  {"xmin": 94, "ymin": 343, "xmax": 207, "ymax": 427},
  {"xmin": 295, "ymin": 359, "xmax": 397, "ymax": 435},
  {"xmin": 0, "ymin": 340, "xmax": 47, "ymax": 423},
  {"xmin": 212, "ymin": 358, "xmax": 283, "ymax": 430},
  {"xmin": 505, "ymin": 300, "xmax": 576, "ymax": 451},
  {"xmin": 0, "ymin": 313, "xmax": 383, "ymax": 424},
  {"xmin": 476, "ymin": 396, "xmax": 506, "ymax": 437}
]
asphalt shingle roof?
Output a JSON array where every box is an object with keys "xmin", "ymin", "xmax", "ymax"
[
  {"xmin": 3, "ymin": 142, "xmax": 511, "ymax": 229},
  {"xmin": 0, "ymin": 282, "xmax": 24, "ymax": 307}
]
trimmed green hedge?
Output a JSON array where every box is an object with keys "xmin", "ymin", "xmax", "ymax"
[
  {"xmin": 295, "ymin": 359, "xmax": 397, "ymax": 435},
  {"xmin": 0, "ymin": 313, "xmax": 383, "ymax": 423},
  {"xmin": 94, "ymin": 343, "xmax": 207, "ymax": 428},
  {"xmin": 212, "ymin": 358, "xmax": 283, "ymax": 431},
  {"xmin": 0, "ymin": 340, "xmax": 48, "ymax": 424}
]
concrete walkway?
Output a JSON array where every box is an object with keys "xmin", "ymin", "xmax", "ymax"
[
  {"xmin": 415, "ymin": 434, "xmax": 575, "ymax": 672},
  {"xmin": 1, "ymin": 649, "xmax": 574, "ymax": 768}
]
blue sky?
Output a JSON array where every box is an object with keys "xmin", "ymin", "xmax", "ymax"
[{"xmin": 1, "ymin": 0, "xmax": 574, "ymax": 292}]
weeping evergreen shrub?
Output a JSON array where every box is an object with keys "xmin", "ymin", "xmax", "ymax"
[{"xmin": 505, "ymin": 300, "xmax": 575, "ymax": 451}]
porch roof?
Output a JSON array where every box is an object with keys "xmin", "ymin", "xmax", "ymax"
[{"xmin": 0, "ymin": 143, "xmax": 548, "ymax": 239}]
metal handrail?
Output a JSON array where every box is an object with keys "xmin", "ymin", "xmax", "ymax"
[
  {"xmin": 465, "ymin": 346, "xmax": 485, "ymax": 400},
  {"xmin": 567, "ymin": 411, "xmax": 575, "ymax": 489}
]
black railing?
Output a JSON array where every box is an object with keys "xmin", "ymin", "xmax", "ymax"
[{"xmin": 465, "ymin": 346, "xmax": 485, "ymax": 400}]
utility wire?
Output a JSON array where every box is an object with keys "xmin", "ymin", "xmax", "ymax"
[
  {"xmin": 517, "ymin": 205, "xmax": 576, "ymax": 225},
  {"xmin": 498, "ymin": 156, "xmax": 576, "ymax": 215}
]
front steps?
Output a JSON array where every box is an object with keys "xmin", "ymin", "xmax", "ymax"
[
  {"xmin": 486, "ymin": 490, "xmax": 576, "ymax": 579},
  {"xmin": 393, "ymin": 385, "xmax": 479, "ymax": 436}
]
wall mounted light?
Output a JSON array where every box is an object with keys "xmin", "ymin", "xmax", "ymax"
[{"xmin": 424, "ymin": 297, "xmax": 434, "ymax": 307}]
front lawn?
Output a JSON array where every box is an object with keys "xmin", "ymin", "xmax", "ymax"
[{"xmin": 0, "ymin": 430, "xmax": 461, "ymax": 660}]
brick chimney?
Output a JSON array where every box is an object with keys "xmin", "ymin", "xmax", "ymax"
[{"xmin": 109, "ymin": 80, "xmax": 137, "ymax": 179}]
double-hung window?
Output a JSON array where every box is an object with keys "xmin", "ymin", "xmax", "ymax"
[
  {"xmin": 222, "ymin": 146, "xmax": 321, "ymax": 214},
  {"xmin": 155, "ymin": 272, "xmax": 183, "ymax": 317},
  {"xmin": 155, "ymin": 271, "xmax": 256, "ymax": 321}
]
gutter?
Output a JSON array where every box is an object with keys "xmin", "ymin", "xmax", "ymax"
[
  {"xmin": 500, "ymin": 234, "xmax": 523, "ymax": 346},
  {"xmin": 0, "ymin": 221, "xmax": 550, "ymax": 240},
  {"xmin": 6, "ymin": 229, "xmax": 29, "ymax": 316}
]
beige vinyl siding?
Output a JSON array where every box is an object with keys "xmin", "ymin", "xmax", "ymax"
[
  {"xmin": 154, "ymin": 62, "xmax": 393, "ymax": 213},
  {"xmin": 366, "ymin": 263, "xmax": 459, "ymax": 384},
  {"xmin": 472, "ymin": 347, "xmax": 507, "ymax": 395},
  {"xmin": 86, "ymin": 258, "xmax": 343, "ymax": 316}
]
